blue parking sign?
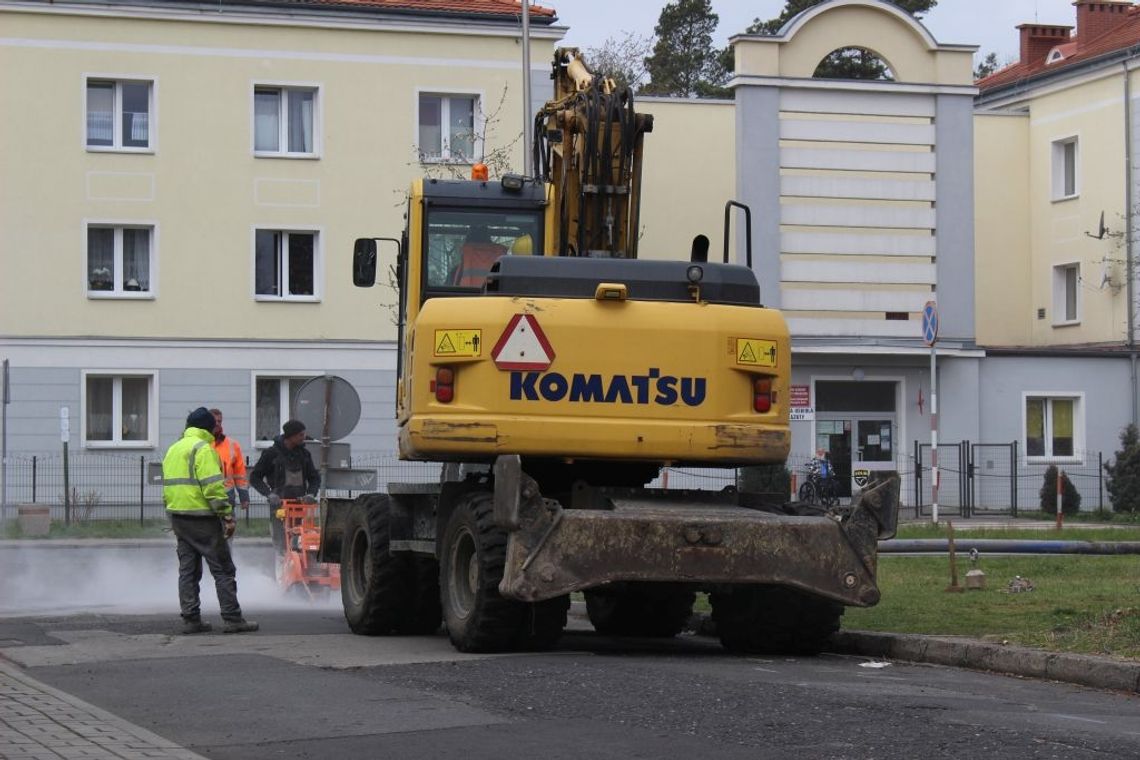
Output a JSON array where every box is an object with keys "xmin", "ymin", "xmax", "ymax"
[{"xmin": 922, "ymin": 301, "xmax": 939, "ymax": 346}]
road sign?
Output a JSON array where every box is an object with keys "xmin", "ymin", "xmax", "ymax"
[
  {"xmin": 491, "ymin": 314, "xmax": 555, "ymax": 371},
  {"xmin": 922, "ymin": 301, "xmax": 939, "ymax": 346}
]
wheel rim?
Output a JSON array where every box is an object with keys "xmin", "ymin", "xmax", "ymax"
[
  {"xmin": 347, "ymin": 526, "xmax": 369, "ymax": 605},
  {"xmin": 448, "ymin": 525, "xmax": 477, "ymax": 620}
]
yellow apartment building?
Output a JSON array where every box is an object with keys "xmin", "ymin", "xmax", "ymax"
[{"xmin": 0, "ymin": 0, "xmax": 561, "ymax": 479}]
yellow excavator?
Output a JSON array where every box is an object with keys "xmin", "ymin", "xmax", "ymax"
[{"xmin": 322, "ymin": 48, "xmax": 899, "ymax": 654}]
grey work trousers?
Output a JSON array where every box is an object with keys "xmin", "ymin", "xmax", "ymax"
[{"xmin": 169, "ymin": 513, "xmax": 243, "ymax": 622}]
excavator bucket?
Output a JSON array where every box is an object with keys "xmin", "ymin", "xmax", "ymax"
[{"xmin": 495, "ymin": 456, "xmax": 900, "ymax": 607}]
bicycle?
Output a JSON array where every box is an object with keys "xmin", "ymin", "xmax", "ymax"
[{"xmin": 798, "ymin": 459, "xmax": 840, "ymax": 507}]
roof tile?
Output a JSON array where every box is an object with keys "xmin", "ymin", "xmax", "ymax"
[{"xmin": 979, "ymin": 5, "xmax": 1140, "ymax": 90}]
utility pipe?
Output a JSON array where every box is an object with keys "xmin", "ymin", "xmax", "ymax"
[{"xmin": 880, "ymin": 538, "xmax": 1140, "ymax": 555}]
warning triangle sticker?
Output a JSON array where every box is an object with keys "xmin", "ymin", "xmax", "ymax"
[
  {"xmin": 436, "ymin": 334, "xmax": 457, "ymax": 354},
  {"xmin": 491, "ymin": 314, "xmax": 555, "ymax": 371},
  {"xmin": 738, "ymin": 343, "xmax": 757, "ymax": 364}
]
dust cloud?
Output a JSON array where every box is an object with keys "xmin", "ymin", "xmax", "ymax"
[{"xmin": 0, "ymin": 542, "xmax": 341, "ymax": 617}]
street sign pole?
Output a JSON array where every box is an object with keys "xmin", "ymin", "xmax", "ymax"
[
  {"xmin": 931, "ymin": 340, "xmax": 938, "ymax": 525},
  {"xmin": 923, "ymin": 301, "xmax": 940, "ymax": 525}
]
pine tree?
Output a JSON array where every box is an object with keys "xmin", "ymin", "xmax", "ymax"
[
  {"xmin": 745, "ymin": 0, "xmax": 937, "ymax": 81},
  {"xmin": 642, "ymin": 0, "xmax": 729, "ymax": 98},
  {"xmin": 1039, "ymin": 465, "xmax": 1081, "ymax": 515},
  {"xmin": 974, "ymin": 52, "xmax": 1000, "ymax": 80},
  {"xmin": 1105, "ymin": 424, "xmax": 1140, "ymax": 513}
]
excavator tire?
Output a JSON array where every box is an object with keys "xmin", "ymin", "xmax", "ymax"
[
  {"xmin": 340, "ymin": 493, "xmax": 413, "ymax": 635},
  {"xmin": 585, "ymin": 584, "xmax": 696, "ymax": 638},
  {"xmin": 405, "ymin": 556, "xmax": 443, "ymax": 635},
  {"xmin": 515, "ymin": 594, "xmax": 570, "ymax": 650},
  {"xmin": 441, "ymin": 491, "xmax": 567, "ymax": 652},
  {"xmin": 711, "ymin": 585, "xmax": 843, "ymax": 655}
]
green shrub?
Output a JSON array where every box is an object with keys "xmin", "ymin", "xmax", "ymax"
[
  {"xmin": 1104, "ymin": 424, "xmax": 1140, "ymax": 514},
  {"xmin": 1039, "ymin": 465, "xmax": 1081, "ymax": 515}
]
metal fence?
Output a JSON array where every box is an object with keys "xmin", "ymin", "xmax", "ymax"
[
  {"xmin": 913, "ymin": 441, "xmax": 1105, "ymax": 519},
  {"xmin": 0, "ymin": 444, "xmax": 1108, "ymax": 524}
]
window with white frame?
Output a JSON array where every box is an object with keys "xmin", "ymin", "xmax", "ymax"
[
  {"xmin": 84, "ymin": 373, "xmax": 155, "ymax": 446},
  {"xmin": 254, "ymin": 230, "xmax": 318, "ymax": 299},
  {"xmin": 1052, "ymin": 136, "xmax": 1078, "ymax": 200},
  {"xmin": 87, "ymin": 225, "xmax": 154, "ymax": 297},
  {"xmin": 86, "ymin": 79, "xmax": 152, "ymax": 150},
  {"xmin": 254, "ymin": 375, "xmax": 318, "ymax": 444},
  {"xmin": 1025, "ymin": 395, "xmax": 1081, "ymax": 460},
  {"xmin": 254, "ymin": 86, "xmax": 317, "ymax": 156},
  {"xmin": 418, "ymin": 93, "xmax": 479, "ymax": 162},
  {"xmin": 1052, "ymin": 263, "xmax": 1080, "ymax": 324}
]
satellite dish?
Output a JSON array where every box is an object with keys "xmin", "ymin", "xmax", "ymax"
[{"xmin": 293, "ymin": 375, "xmax": 361, "ymax": 441}]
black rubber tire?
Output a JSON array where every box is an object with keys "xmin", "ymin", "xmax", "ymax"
[
  {"xmin": 711, "ymin": 585, "xmax": 844, "ymax": 655},
  {"xmin": 820, "ymin": 479, "xmax": 840, "ymax": 508},
  {"xmin": 515, "ymin": 594, "xmax": 571, "ymax": 650},
  {"xmin": 440, "ymin": 491, "xmax": 566, "ymax": 652},
  {"xmin": 585, "ymin": 584, "xmax": 696, "ymax": 638},
  {"xmin": 340, "ymin": 493, "xmax": 413, "ymax": 635},
  {"xmin": 405, "ymin": 555, "xmax": 443, "ymax": 634}
]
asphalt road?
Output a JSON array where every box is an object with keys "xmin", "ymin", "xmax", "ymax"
[{"xmin": 2, "ymin": 544, "xmax": 1139, "ymax": 759}]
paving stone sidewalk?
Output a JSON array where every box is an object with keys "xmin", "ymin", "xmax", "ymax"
[{"xmin": 0, "ymin": 660, "xmax": 206, "ymax": 760}]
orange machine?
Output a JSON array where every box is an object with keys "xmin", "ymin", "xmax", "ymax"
[{"xmin": 278, "ymin": 500, "xmax": 340, "ymax": 598}]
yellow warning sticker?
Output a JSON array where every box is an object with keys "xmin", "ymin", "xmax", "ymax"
[
  {"xmin": 434, "ymin": 329, "xmax": 483, "ymax": 358},
  {"xmin": 735, "ymin": 338, "xmax": 777, "ymax": 367}
]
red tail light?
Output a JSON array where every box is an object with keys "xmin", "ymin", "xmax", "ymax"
[
  {"xmin": 434, "ymin": 367, "xmax": 455, "ymax": 403},
  {"xmin": 753, "ymin": 377, "xmax": 772, "ymax": 413}
]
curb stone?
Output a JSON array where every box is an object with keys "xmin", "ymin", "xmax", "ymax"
[{"xmin": 830, "ymin": 630, "xmax": 1140, "ymax": 694}]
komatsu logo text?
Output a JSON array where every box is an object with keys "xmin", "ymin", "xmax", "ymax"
[{"xmin": 510, "ymin": 369, "xmax": 707, "ymax": 407}]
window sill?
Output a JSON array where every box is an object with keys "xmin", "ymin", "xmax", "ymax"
[
  {"xmin": 1050, "ymin": 193, "xmax": 1079, "ymax": 203},
  {"xmin": 84, "ymin": 442, "xmax": 156, "ymax": 450},
  {"xmin": 87, "ymin": 292, "xmax": 156, "ymax": 300},
  {"xmin": 86, "ymin": 146, "xmax": 155, "ymax": 155},
  {"xmin": 253, "ymin": 152, "xmax": 320, "ymax": 160},
  {"xmin": 1025, "ymin": 455, "xmax": 1083, "ymax": 466},
  {"xmin": 420, "ymin": 157, "xmax": 475, "ymax": 166},
  {"xmin": 1051, "ymin": 319, "xmax": 1080, "ymax": 328},
  {"xmin": 254, "ymin": 295, "xmax": 321, "ymax": 303}
]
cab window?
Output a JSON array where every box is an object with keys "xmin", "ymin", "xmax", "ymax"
[{"xmin": 424, "ymin": 209, "xmax": 541, "ymax": 293}]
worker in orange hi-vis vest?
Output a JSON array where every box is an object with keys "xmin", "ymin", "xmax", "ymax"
[
  {"xmin": 210, "ymin": 408, "xmax": 251, "ymax": 514},
  {"xmin": 451, "ymin": 224, "xmax": 507, "ymax": 288}
]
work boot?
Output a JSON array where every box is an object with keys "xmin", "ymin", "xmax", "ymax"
[
  {"xmin": 222, "ymin": 618, "xmax": 259, "ymax": 634},
  {"xmin": 182, "ymin": 618, "xmax": 212, "ymax": 635}
]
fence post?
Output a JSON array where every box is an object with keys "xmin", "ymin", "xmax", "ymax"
[
  {"xmin": 913, "ymin": 439, "xmax": 921, "ymax": 518},
  {"xmin": 139, "ymin": 455, "xmax": 145, "ymax": 527},
  {"xmin": 32, "ymin": 455, "xmax": 37, "ymax": 503},
  {"xmin": 1098, "ymin": 451, "xmax": 1104, "ymax": 513},
  {"xmin": 63, "ymin": 441, "xmax": 71, "ymax": 526},
  {"xmin": 1011, "ymin": 440, "xmax": 1018, "ymax": 518}
]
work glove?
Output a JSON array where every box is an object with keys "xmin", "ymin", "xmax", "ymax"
[
  {"xmin": 222, "ymin": 516, "xmax": 236, "ymax": 540},
  {"xmin": 267, "ymin": 494, "xmax": 282, "ymax": 509},
  {"xmin": 301, "ymin": 495, "xmax": 318, "ymax": 505}
]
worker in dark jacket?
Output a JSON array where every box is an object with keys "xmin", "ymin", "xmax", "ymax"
[
  {"xmin": 163, "ymin": 407, "xmax": 258, "ymax": 635},
  {"xmin": 250, "ymin": 419, "xmax": 320, "ymax": 558}
]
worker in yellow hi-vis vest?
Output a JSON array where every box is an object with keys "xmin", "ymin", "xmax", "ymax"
[{"xmin": 162, "ymin": 407, "xmax": 258, "ymax": 635}]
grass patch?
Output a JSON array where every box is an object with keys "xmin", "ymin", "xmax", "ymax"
[{"xmin": 845, "ymin": 555, "xmax": 1140, "ymax": 659}]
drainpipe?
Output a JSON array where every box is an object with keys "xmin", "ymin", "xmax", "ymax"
[{"xmin": 1126, "ymin": 59, "xmax": 1138, "ymax": 427}]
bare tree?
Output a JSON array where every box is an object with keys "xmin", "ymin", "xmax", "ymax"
[{"xmin": 585, "ymin": 31, "xmax": 653, "ymax": 93}]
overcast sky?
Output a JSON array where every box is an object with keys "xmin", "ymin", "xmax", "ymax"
[{"xmin": 552, "ymin": 0, "xmax": 1080, "ymax": 67}]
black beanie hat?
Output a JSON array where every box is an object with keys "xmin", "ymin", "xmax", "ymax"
[
  {"xmin": 186, "ymin": 406, "xmax": 216, "ymax": 432},
  {"xmin": 282, "ymin": 419, "xmax": 306, "ymax": 438}
]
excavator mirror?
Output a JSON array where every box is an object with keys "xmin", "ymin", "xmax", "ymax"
[{"xmin": 352, "ymin": 238, "xmax": 377, "ymax": 287}]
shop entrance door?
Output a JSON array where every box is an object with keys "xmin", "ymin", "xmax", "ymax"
[
  {"xmin": 853, "ymin": 419, "xmax": 895, "ymax": 492},
  {"xmin": 815, "ymin": 420, "xmax": 852, "ymax": 497}
]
